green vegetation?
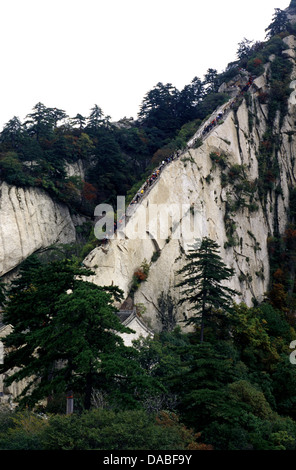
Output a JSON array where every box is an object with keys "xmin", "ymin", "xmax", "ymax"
[
  {"xmin": 0, "ymin": 408, "xmax": 209, "ymax": 450},
  {"xmin": 0, "ymin": 229, "xmax": 296, "ymax": 450},
  {"xmin": 211, "ymin": 11, "xmax": 295, "ymax": 236},
  {"xmin": 130, "ymin": 258, "xmax": 151, "ymax": 295},
  {"xmin": 0, "ymin": 106, "xmax": 147, "ymax": 216},
  {"xmin": 0, "ymin": 256, "xmax": 145, "ymax": 410},
  {"xmin": 0, "ymin": 8, "xmax": 292, "ymax": 226},
  {"xmin": 2, "ymin": 6, "xmax": 296, "ymax": 452},
  {"xmin": 176, "ymin": 237, "xmax": 239, "ymax": 342},
  {"xmin": 209, "ymin": 151, "xmax": 259, "ymax": 216},
  {"xmin": 1, "ymin": 293, "xmax": 296, "ymax": 450},
  {"xmin": 0, "ymin": 67, "xmax": 231, "ymax": 224},
  {"xmin": 209, "ymin": 151, "xmax": 228, "ymax": 169},
  {"xmin": 265, "ymin": 8, "xmax": 289, "ymax": 39}
]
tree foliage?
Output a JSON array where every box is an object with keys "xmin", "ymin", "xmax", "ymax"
[
  {"xmin": 176, "ymin": 237, "xmax": 239, "ymax": 341},
  {"xmin": 0, "ymin": 408, "xmax": 206, "ymax": 450},
  {"xmin": 0, "ymin": 257, "xmax": 139, "ymax": 409},
  {"xmin": 265, "ymin": 8, "xmax": 289, "ymax": 39},
  {"xmin": 2, "ymin": 13, "xmax": 296, "ymax": 451}
]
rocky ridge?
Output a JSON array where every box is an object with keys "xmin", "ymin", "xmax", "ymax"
[
  {"xmin": 0, "ymin": 182, "xmax": 77, "ymax": 277},
  {"xmin": 83, "ymin": 34, "xmax": 296, "ymax": 332}
]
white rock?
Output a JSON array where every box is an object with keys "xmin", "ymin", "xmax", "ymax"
[
  {"xmin": 84, "ymin": 63, "xmax": 295, "ymax": 331},
  {"xmin": 0, "ymin": 182, "xmax": 76, "ymax": 276}
]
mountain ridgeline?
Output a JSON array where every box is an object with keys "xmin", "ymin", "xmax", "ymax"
[
  {"xmin": 2, "ymin": 2, "xmax": 296, "ymax": 451},
  {"xmin": 0, "ymin": 6, "xmax": 295, "ymax": 334},
  {"xmin": 83, "ymin": 4, "xmax": 296, "ymax": 331},
  {"xmin": 0, "ymin": 60, "xmax": 237, "ymax": 275},
  {"xmin": 0, "ymin": 7, "xmax": 295, "ymax": 276},
  {"xmin": 0, "ymin": 4, "xmax": 296, "ymax": 312}
]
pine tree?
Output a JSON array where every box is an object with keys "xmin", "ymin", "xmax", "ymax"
[
  {"xmin": 24, "ymin": 102, "xmax": 55, "ymax": 141},
  {"xmin": 176, "ymin": 237, "xmax": 239, "ymax": 342},
  {"xmin": 71, "ymin": 113, "xmax": 86, "ymax": 130},
  {"xmin": 87, "ymin": 104, "xmax": 104, "ymax": 130},
  {"xmin": 265, "ymin": 8, "xmax": 289, "ymax": 39},
  {"xmin": 0, "ymin": 257, "xmax": 134, "ymax": 409},
  {"xmin": 0, "ymin": 116, "xmax": 24, "ymax": 150},
  {"xmin": 236, "ymin": 38, "xmax": 254, "ymax": 61},
  {"xmin": 203, "ymin": 68, "xmax": 220, "ymax": 94},
  {"xmin": 138, "ymin": 82, "xmax": 180, "ymax": 137}
]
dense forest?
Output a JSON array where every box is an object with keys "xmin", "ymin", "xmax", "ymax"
[
  {"xmin": 0, "ymin": 74, "xmax": 229, "ymax": 212},
  {"xmin": 1, "ymin": 6, "xmax": 296, "ymax": 451}
]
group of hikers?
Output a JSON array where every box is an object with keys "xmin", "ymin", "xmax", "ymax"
[
  {"xmin": 100, "ymin": 72, "xmax": 255, "ymax": 244},
  {"xmin": 201, "ymin": 110, "xmax": 226, "ymax": 136},
  {"xmin": 130, "ymin": 152, "xmax": 182, "ymax": 205},
  {"xmin": 100, "ymin": 154, "xmax": 181, "ymax": 243},
  {"xmin": 200, "ymin": 72, "xmax": 254, "ymax": 139},
  {"xmin": 240, "ymin": 73, "xmax": 254, "ymax": 94}
]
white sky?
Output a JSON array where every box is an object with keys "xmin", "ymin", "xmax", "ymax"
[{"xmin": 0, "ymin": 0, "xmax": 291, "ymax": 130}]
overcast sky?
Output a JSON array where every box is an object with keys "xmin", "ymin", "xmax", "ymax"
[{"xmin": 0, "ymin": 0, "xmax": 291, "ymax": 130}]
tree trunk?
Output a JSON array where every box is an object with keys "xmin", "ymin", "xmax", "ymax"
[
  {"xmin": 84, "ymin": 372, "xmax": 93, "ymax": 410},
  {"xmin": 200, "ymin": 316, "xmax": 204, "ymax": 343},
  {"xmin": 200, "ymin": 288, "xmax": 207, "ymax": 343}
]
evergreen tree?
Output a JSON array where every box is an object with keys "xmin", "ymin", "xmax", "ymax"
[
  {"xmin": 0, "ymin": 117, "xmax": 24, "ymax": 151},
  {"xmin": 236, "ymin": 38, "xmax": 254, "ymax": 61},
  {"xmin": 203, "ymin": 68, "xmax": 220, "ymax": 94},
  {"xmin": 49, "ymin": 281, "xmax": 131, "ymax": 410},
  {"xmin": 138, "ymin": 82, "xmax": 180, "ymax": 137},
  {"xmin": 70, "ymin": 113, "xmax": 86, "ymax": 130},
  {"xmin": 87, "ymin": 104, "xmax": 104, "ymax": 130},
  {"xmin": 0, "ymin": 257, "xmax": 134, "ymax": 409},
  {"xmin": 177, "ymin": 77, "xmax": 205, "ymax": 125},
  {"xmin": 85, "ymin": 124, "xmax": 133, "ymax": 205},
  {"xmin": 50, "ymin": 107, "xmax": 68, "ymax": 129},
  {"xmin": 176, "ymin": 237, "xmax": 239, "ymax": 342},
  {"xmin": 24, "ymin": 102, "xmax": 55, "ymax": 141},
  {"xmin": 174, "ymin": 342, "xmax": 242, "ymax": 430},
  {"xmin": 265, "ymin": 8, "xmax": 289, "ymax": 39}
]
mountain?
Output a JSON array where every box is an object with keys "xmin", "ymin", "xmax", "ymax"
[
  {"xmin": 0, "ymin": 182, "xmax": 78, "ymax": 277},
  {"xmin": 83, "ymin": 4, "xmax": 296, "ymax": 332},
  {"xmin": 1, "ymin": 3, "xmax": 296, "ymax": 328},
  {"xmin": 2, "ymin": 4, "xmax": 296, "ymax": 449}
]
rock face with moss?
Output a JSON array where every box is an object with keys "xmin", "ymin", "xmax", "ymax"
[
  {"xmin": 0, "ymin": 182, "xmax": 77, "ymax": 276},
  {"xmin": 84, "ymin": 32, "xmax": 296, "ymax": 331}
]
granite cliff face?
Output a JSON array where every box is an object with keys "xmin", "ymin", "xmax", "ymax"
[
  {"xmin": 84, "ymin": 34, "xmax": 296, "ymax": 331},
  {"xmin": 0, "ymin": 182, "xmax": 77, "ymax": 277},
  {"xmin": 1, "ymin": 17, "xmax": 296, "ymax": 335}
]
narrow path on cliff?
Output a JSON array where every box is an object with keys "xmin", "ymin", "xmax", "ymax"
[
  {"xmin": 126, "ymin": 73, "xmax": 254, "ymax": 210},
  {"xmin": 102, "ymin": 72, "xmax": 255, "ymax": 242}
]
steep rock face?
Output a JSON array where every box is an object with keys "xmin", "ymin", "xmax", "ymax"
[
  {"xmin": 64, "ymin": 159, "xmax": 85, "ymax": 180},
  {"xmin": 84, "ymin": 37, "xmax": 296, "ymax": 332},
  {"xmin": 0, "ymin": 182, "xmax": 77, "ymax": 276}
]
